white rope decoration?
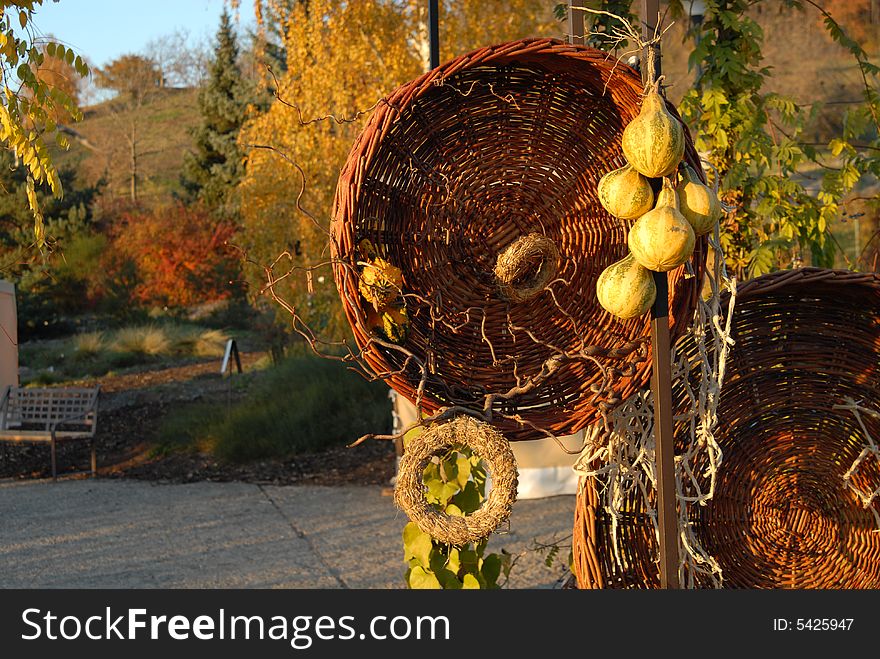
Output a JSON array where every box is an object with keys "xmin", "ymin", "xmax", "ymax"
[{"xmin": 575, "ymin": 222, "xmax": 736, "ymax": 588}]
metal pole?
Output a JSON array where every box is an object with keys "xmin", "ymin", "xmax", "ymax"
[
  {"xmin": 428, "ymin": 0, "xmax": 440, "ymax": 69},
  {"xmin": 567, "ymin": 1, "xmax": 585, "ymax": 45},
  {"xmin": 641, "ymin": 0, "xmax": 680, "ymax": 590}
]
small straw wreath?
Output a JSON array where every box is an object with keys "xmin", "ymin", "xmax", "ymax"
[
  {"xmin": 394, "ymin": 415, "xmax": 518, "ymax": 545},
  {"xmin": 494, "ymin": 234, "xmax": 560, "ymax": 303}
]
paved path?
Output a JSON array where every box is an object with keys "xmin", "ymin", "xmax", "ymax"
[{"xmin": 0, "ymin": 480, "xmax": 575, "ymax": 589}]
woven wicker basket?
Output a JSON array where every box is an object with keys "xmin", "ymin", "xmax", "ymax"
[
  {"xmin": 573, "ymin": 267, "xmax": 880, "ymax": 588},
  {"xmin": 332, "ymin": 38, "xmax": 706, "ymax": 441}
]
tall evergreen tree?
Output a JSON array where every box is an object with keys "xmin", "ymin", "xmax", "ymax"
[{"xmin": 181, "ymin": 10, "xmax": 250, "ymax": 212}]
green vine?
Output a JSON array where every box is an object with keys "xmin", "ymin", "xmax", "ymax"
[
  {"xmin": 673, "ymin": 0, "xmax": 880, "ymax": 278},
  {"xmin": 403, "ymin": 442, "xmax": 513, "ymax": 589}
]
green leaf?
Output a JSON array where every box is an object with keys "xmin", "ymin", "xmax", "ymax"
[
  {"xmin": 447, "ymin": 548, "xmax": 461, "ymax": 574},
  {"xmin": 426, "ymin": 479, "xmax": 459, "ymax": 504},
  {"xmin": 481, "ymin": 553, "xmax": 502, "ymax": 586},
  {"xmin": 429, "ymin": 549, "xmax": 449, "ymax": 575},
  {"xmin": 45, "ymin": 42, "xmax": 55, "ymax": 58},
  {"xmin": 407, "ymin": 566, "xmax": 442, "ymax": 589},
  {"xmin": 422, "ymin": 460, "xmax": 440, "ymax": 484},
  {"xmin": 455, "ymin": 454, "xmax": 472, "ymax": 489},
  {"xmin": 500, "ymin": 549, "xmax": 514, "ymax": 580},
  {"xmin": 402, "ymin": 522, "xmax": 433, "ymax": 568},
  {"xmin": 459, "ymin": 549, "xmax": 479, "ymax": 571},
  {"xmin": 462, "ymin": 574, "xmax": 481, "ymax": 589},
  {"xmin": 440, "ymin": 455, "xmax": 459, "ymax": 485},
  {"xmin": 829, "ymin": 138, "xmax": 847, "ymax": 157},
  {"xmin": 435, "ymin": 568, "xmax": 462, "ymax": 589},
  {"xmin": 452, "ymin": 480, "xmax": 481, "ymax": 514},
  {"xmin": 445, "ymin": 503, "xmax": 463, "ymax": 517}
]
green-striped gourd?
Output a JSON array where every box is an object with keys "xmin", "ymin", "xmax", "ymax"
[
  {"xmin": 596, "ymin": 253, "xmax": 657, "ymax": 319},
  {"xmin": 677, "ymin": 164, "xmax": 722, "ymax": 236},
  {"xmin": 597, "ymin": 164, "xmax": 655, "ymax": 220},
  {"xmin": 628, "ymin": 182, "xmax": 695, "ymax": 272},
  {"xmin": 621, "ymin": 82, "xmax": 685, "ymax": 178}
]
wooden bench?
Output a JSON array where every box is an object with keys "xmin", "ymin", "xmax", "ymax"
[{"xmin": 0, "ymin": 385, "xmax": 100, "ymax": 480}]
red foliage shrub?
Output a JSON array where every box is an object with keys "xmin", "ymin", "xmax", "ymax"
[{"xmin": 108, "ymin": 203, "xmax": 242, "ymax": 308}]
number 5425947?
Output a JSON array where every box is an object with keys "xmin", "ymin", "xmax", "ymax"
[{"xmin": 796, "ymin": 619, "xmax": 854, "ymax": 631}]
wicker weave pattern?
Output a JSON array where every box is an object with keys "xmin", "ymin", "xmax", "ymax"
[
  {"xmin": 332, "ymin": 38, "xmax": 705, "ymax": 441},
  {"xmin": 573, "ymin": 268, "xmax": 880, "ymax": 588}
]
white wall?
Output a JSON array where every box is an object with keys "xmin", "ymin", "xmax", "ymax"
[{"xmin": 0, "ymin": 281, "xmax": 18, "ymax": 391}]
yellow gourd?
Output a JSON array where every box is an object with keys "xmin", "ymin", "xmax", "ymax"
[
  {"xmin": 359, "ymin": 258, "xmax": 402, "ymax": 308},
  {"xmin": 621, "ymin": 82, "xmax": 685, "ymax": 178},
  {"xmin": 596, "ymin": 253, "xmax": 657, "ymax": 319},
  {"xmin": 368, "ymin": 305, "xmax": 409, "ymax": 344},
  {"xmin": 677, "ymin": 164, "xmax": 722, "ymax": 236},
  {"xmin": 628, "ymin": 182, "xmax": 695, "ymax": 272},
  {"xmin": 597, "ymin": 164, "xmax": 655, "ymax": 220}
]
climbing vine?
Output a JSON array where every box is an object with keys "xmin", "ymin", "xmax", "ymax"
[{"xmin": 673, "ymin": 0, "xmax": 880, "ymax": 277}]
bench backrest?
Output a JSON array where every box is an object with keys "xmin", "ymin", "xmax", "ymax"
[{"xmin": 0, "ymin": 386, "xmax": 99, "ymax": 432}]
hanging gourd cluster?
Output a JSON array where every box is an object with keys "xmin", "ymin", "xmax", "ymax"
[{"xmin": 596, "ymin": 80, "xmax": 722, "ymax": 320}]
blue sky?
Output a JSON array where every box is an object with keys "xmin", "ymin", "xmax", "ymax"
[{"xmin": 32, "ymin": 0, "xmax": 255, "ymax": 68}]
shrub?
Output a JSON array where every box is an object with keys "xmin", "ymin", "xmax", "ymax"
[
  {"xmin": 111, "ymin": 326, "xmax": 172, "ymax": 356},
  {"xmin": 72, "ymin": 331, "xmax": 106, "ymax": 357},
  {"xmin": 193, "ymin": 328, "xmax": 230, "ymax": 357},
  {"xmin": 158, "ymin": 356, "xmax": 391, "ymax": 462},
  {"xmin": 108, "ymin": 202, "xmax": 243, "ymax": 309}
]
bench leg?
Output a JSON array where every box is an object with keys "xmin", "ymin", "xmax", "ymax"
[
  {"xmin": 91, "ymin": 437, "xmax": 96, "ymax": 477},
  {"xmin": 50, "ymin": 434, "xmax": 57, "ymax": 481}
]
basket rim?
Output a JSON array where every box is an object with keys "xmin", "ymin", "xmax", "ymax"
[{"xmin": 734, "ymin": 266, "xmax": 880, "ymax": 300}]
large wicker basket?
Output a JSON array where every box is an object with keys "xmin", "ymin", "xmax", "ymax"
[
  {"xmin": 573, "ymin": 268, "xmax": 880, "ymax": 588},
  {"xmin": 332, "ymin": 38, "xmax": 706, "ymax": 441}
]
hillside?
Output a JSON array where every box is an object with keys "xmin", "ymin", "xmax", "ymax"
[{"xmin": 55, "ymin": 87, "xmax": 200, "ymax": 204}]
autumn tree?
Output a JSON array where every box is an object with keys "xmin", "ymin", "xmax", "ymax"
[
  {"xmin": 236, "ymin": 0, "xmax": 557, "ymax": 336},
  {"xmin": 181, "ymin": 10, "xmax": 251, "ymax": 213},
  {"xmin": 30, "ymin": 38, "xmax": 81, "ymax": 121},
  {"xmin": 95, "ymin": 54, "xmax": 161, "ymax": 203},
  {"xmin": 0, "ymin": 0, "xmax": 89, "ymax": 247}
]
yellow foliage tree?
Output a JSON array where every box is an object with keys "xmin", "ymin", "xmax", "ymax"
[
  {"xmin": 0, "ymin": 1, "xmax": 88, "ymax": 248},
  {"xmin": 237, "ymin": 0, "xmax": 558, "ymax": 339}
]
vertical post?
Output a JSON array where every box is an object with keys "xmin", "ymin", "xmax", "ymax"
[
  {"xmin": 428, "ymin": 0, "xmax": 440, "ymax": 69},
  {"xmin": 854, "ymin": 216, "xmax": 861, "ymax": 264},
  {"xmin": 641, "ymin": 0, "xmax": 680, "ymax": 590},
  {"xmin": 567, "ymin": 1, "xmax": 585, "ymax": 45}
]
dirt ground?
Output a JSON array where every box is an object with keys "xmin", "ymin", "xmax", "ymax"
[{"xmin": 0, "ymin": 351, "xmax": 397, "ymax": 486}]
